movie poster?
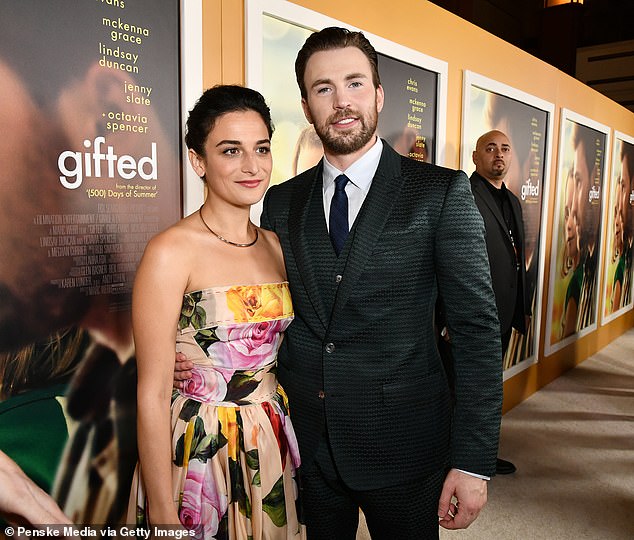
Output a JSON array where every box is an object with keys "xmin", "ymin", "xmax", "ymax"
[
  {"xmin": 255, "ymin": 7, "xmax": 444, "ymax": 189},
  {"xmin": 0, "ymin": 0, "xmax": 180, "ymax": 526},
  {"xmin": 601, "ymin": 132, "xmax": 634, "ymax": 324},
  {"xmin": 546, "ymin": 110, "xmax": 609, "ymax": 355},
  {"xmin": 377, "ymin": 53, "xmax": 438, "ymax": 164},
  {"xmin": 461, "ymin": 74, "xmax": 553, "ymax": 375},
  {"xmin": 261, "ymin": 14, "xmax": 314, "ymax": 184}
]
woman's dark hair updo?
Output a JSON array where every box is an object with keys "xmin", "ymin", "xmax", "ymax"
[{"xmin": 185, "ymin": 85, "xmax": 273, "ymax": 157}]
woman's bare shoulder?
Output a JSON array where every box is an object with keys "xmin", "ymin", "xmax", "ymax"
[{"xmin": 141, "ymin": 216, "xmax": 199, "ymax": 264}]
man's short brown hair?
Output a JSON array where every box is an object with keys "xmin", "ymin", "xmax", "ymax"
[{"xmin": 295, "ymin": 27, "xmax": 381, "ymax": 99}]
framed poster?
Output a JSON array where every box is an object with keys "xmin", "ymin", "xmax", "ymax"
[
  {"xmin": 245, "ymin": 0, "xmax": 448, "ymax": 201},
  {"xmin": 601, "ymin": 131, "xmax": 634, "ymax": 324},
  {"xmin": 545, "ymin": 109, "xmax": 610, "ymax": 356},
  {"xmin": 181, "ymin": 0, "xmax": 206, "ymax": 216},
  {"xmin": 461, "ymin": 71, "xmax": 554, "ymax": 378},
  {"xmin": 0, "ymin": 0, "xmax": 181, "ymax": 524}
]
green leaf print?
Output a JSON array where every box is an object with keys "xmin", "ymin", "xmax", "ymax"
[
  {"xmin": 194, "ymin": 327, "xmax": 220, "ymax": 352},
  {"xmin": 181, "ymin": 293, "xmax": 197, "ymax": 318},
  {"xmin": 191, "ymin": 305, "xmax": 206, "ymax": 329},
  {"xmin": 193, "ymin": 431, "xmax": 227, "ymax": 462},
  {"xmin": 262, "ymin": 476, "xmax": 288, "ymax": 527},
  {"xmin": 174, "ymin": 416, "xmax": 207, "ymax": 466},
  {"xmin": 224, "ymin": 371, "xmax": 261, "ymax": 403},
  {"xmin": 178, "ymin": 399, "xmax": 202, "ymax": 422},
  {"xmin": 192, "ymin": 414, "xmax": 206, "ymax": 440},
  {"xmin": 179, "ymin": 292, "xmax": 202, "ymax": 329},
  {"xmin": 174, "ymin": 418, "xmax": 229, "ymax": 465},
  {"xmin": 174, "ymin": 432, "xmax": 188, "ymax": 467},
  {"xmin": 216, "ymin": 514, "xmax": 228, "ymax": 539},
  {"xmin": 174, "ymin": 436, "xmax": 186, "ymax": 466},
  {"xmin": 229, "ymin": 457, "xmax": 252, "ymax": 519},
  {"xmin": 246, "ymin": 449, "xmax": 259, "ymax": 470},
  {"xmin": 246, "ymin": 449, "xmax": 261, "ymax": 486}
]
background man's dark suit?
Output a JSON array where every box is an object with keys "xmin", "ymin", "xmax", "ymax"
[
  {"xmin": 470, "ymin": 171, "xmax": 530, "ymax": 344},
  {"xmin": 261, "ymin": 142, "xmax": 503, "ymax": 492}
]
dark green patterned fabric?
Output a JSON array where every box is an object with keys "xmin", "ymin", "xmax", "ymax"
[{"xmin": 261, "ymin": 142, "xmax": 502, "ymax": 487}]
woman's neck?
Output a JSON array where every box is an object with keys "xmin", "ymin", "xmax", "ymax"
[{"xmin": 199, "ymin": 200, "xmax": 255, "ymax": 243}]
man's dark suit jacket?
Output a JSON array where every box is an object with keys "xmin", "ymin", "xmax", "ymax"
[
  {"xmin": 470, "ymin": 172, "xmax": 530, "ymax": 335},
  {"xmin": 261, "ymin": 142, "xmax": 503, "ymax": 490}
]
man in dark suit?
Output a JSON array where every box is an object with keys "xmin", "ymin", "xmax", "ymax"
[
  {"xmin": 470, "ymin": 129, "xmax": 531, "ymax": 475},
  {"xmin": 259, "ymin": 27, "xmax": 502, "ymax": 539}
]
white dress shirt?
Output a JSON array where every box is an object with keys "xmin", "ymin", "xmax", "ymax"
[{"xmin": 322, "ymin": 137, "xmax": 383, "ymax": 231}]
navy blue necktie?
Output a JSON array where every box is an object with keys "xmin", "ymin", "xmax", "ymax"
[{"xmin": 329, "ymin": 174, "xmax": 349, "ymax": 256}]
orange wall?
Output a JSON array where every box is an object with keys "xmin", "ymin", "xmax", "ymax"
[{"xmin": 201, "ymin": 0, "xmax": 634, "ymax": 412}]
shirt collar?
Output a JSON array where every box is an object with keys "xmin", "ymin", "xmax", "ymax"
[
  {"xmin": 477, "ymin": 171, "xmax": 507, "ymax": 197},
  {"xmin": 322, "ymin": 137, "xmax": 383, "ymax": 192}
]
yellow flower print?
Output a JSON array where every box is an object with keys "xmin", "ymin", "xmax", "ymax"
[
  {"xmin": 226, "ymin": 284, "xmax": 290, "ymax": 322},
  {"xmin": 218, "ymin": 407, "xmax": 238, "ymax": 461},
  {"xmin": 277, "ymin": 384, "xmax": 290, "ymax": 410}
]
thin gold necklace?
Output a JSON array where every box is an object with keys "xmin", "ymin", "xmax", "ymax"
[{"xmin": 198, "ymin": 206, "xmax": 258, "ymax": 248}]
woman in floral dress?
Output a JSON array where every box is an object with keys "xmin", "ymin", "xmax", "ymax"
[{"xmin": 128, "ymin": 86, "xmax": 304, "ymax": 539}]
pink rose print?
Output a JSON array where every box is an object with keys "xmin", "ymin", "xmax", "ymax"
[
  {"xmin": 282, "ymin": 415, "xmax": 301, "ymax": 470},
  {"xmin": 181, "ymin": 367, "xmax": 228, "ymax": 402},
  {"xmin": 179, "ymin": 463, "xmax": 203, "ymax": 529},
  {"xmin": 179, "ymin": 460, "xmax": 228, "ymax": 538},
  {"xmin": 211, "ymin": 320, "xmax": 285, "ymax": 373}
]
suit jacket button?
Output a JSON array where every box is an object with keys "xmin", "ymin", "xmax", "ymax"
[
  {"xmin": 318, "ymin": 390, "xmax": 325, "ymax": 399},
  {"xmin": 335, "ymin": 274, "xmax": 343, "ymax": 283},
  {"xmin": 325, "ymin": 343, "xmax": 335, "ymax": 353}
]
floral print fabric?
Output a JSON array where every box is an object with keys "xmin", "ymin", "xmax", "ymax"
[{"xmin": 128, "ymin": 282, "xmax": 304, "ymax": 539}]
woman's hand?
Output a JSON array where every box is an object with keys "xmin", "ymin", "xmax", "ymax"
[{"xmin": 0, "ymin": 451, "xmax": 72, "ymax": 526}]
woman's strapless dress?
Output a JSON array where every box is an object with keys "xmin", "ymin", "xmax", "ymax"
[{"xmin": 128, "ymin": 282, "xmax": 304, "ymax": 539}]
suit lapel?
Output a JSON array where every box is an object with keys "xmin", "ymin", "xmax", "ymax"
[
  {"xmin": 288, "ymin": 164, "xmax": 331, "ymax": 331},
  {"xmin": 333, "ymin": 144, "xmax": 404, "ymax": 315},
  {"xmin": 474, "ymin": 177, "xmax": 512, "ymax": 243}
]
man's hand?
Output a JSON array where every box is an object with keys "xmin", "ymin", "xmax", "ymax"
[
  {"xmin": 0, "ymin": 450, "xmax": 72, "ymax": 526},
  {"xmin": 437, "ymin": 468, "xmax": 487, "ymax": 530},
  {"xmin": 173, "ymin": 351, "xmax": 193, "ymax": 389}
]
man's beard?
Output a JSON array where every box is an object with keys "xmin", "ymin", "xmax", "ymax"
[
  {"xmin": 313, "ymin": 106, "xmax": 378, "ymax": 156},
  {"xmin": 490, "ymin": 162, "xmax": 507, "ymax": 178}
]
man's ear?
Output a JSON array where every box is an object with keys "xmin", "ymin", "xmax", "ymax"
[
  {"xmin": 301, "ymin": 98, "xmax": 313, "ymax": 124},
  {"xmin": 376, "ymin": 84, "xmax": 385, "ymax": 114}
]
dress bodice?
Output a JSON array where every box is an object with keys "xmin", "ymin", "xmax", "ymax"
[{"xmin": 176, "ymin": 282, "xmax": 293, "ymax": 405}]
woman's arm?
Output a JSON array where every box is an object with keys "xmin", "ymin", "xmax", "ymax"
[{"xmin": 133, "ymin": 231, "xmax": 188, "ymax": 525}]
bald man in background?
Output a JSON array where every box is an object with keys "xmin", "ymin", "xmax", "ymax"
[{"xmin": 469, "ymin": 130, "xmax": 531, "ymax": 475}]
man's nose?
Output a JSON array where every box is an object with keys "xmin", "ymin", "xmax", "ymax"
[{"xmin": 333, "ymin": 88, "xmax": 351, "ymax": 109}]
